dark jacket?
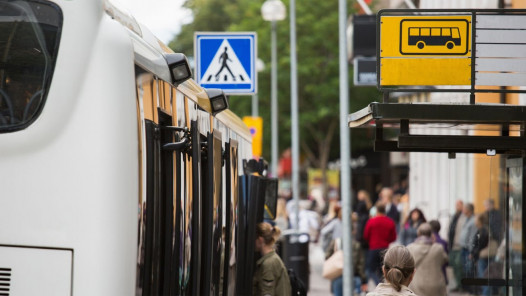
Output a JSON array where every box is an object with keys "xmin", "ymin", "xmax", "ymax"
[
  {"xmin": 471, "ymin": 226, "xmax": 489, "ymax": 261},
  {"xmin": 486, "ymin": 209, "xmax": 503, "ymax": 241},
  {"xmin": 355, "ymin": 201, "xmax": 370, "ymax": 248},
  {"xmin": 448, "ymin": 211, "xmax": 462, "ymax": 250},
  {"xmin": 253, "ymin": 251, "xmax": 291, "ymax": 296},
  {"xmin": 386, "ymin": 204, "xmax": 400, "ymax": 225}
]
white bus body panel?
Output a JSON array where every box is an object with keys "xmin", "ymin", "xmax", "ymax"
[
  {"xmin": 0, "ymin": 1, "xmax": 139, "ymax": 295},
  {"xmin": 0, "ymin": 246, "xmax": 72, "ymax": 295}
]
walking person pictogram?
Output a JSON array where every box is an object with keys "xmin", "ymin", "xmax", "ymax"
[{"xmin": 215, "ymin": 47, "xmax": 236, "ymax": 81}]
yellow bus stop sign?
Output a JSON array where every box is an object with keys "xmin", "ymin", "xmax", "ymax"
[
  {"xmin": 242, "ymin": 116, "xmax": 263, "ymax": 157},
  {"xmin": 380, "ymin": 15, "xmax": 472, "ymax": 86}
]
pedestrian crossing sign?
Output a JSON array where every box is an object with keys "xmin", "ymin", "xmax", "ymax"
[{"xmin": 195, "ymin": 32, "xmax": 257, "ymax": 95}]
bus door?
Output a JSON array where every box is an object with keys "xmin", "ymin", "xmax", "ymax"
[
  {"xmin": 136, "ymin": 75, "xmax": 184, "ymax": 296},
  {"xmin": 236, "ymin": 172, "xmax": 267, "ymax": 295},
  {"xmin": 223, "ymin": 140, "xmax": 239, "ymax": 296},
  {"xmin": 188, "ymin": 120, "xmax": 202, "ymax": 296},
  {"xmin": 201, "ymin": 129, "xmax": 224, "ymax": 296}
]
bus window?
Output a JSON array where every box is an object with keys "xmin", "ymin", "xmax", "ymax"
[
  {"xmin": 409, "ymin": 27, "xmax": 419, "ymax": 36},
  {"xmin": 421, "ymin": 28, "xmax": 430, "ymax": 36},
  {"xmin": 452, "ymin": 28, "xmax": 460, "ymax": 39},
  {"xmin": 0, "ymin": 1, "xmax": 62, "ymax": 131},
  {"xmin": 442, "ymin": 28, "xmax": 451, "ymax": 36},
  {"xmin": 431, "ymin": 28, "xmax": 441, "ymax": 36}
]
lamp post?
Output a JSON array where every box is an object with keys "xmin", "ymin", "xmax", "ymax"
[
  {"xmin": 339, "ymin": 0, "xmax": 352, "ymax": 293},
  {"xmin": 261, "ymin": 0, "xmax": 286, "ymax": 177},
  {"xmin": 288, "ymin": 0, "xmax": 300, "ymax": 232}
]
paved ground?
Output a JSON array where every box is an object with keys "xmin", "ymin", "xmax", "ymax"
[
  {"xmin": 307, "ymin": 241, "xmax": 476, "ymax": 296},
  {"xmin": 308, "ymin": 242, "xmax": 332, "ymax": 296}
]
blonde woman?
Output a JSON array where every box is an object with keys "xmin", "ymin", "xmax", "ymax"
[
  {"xmin": 367, "ymin": 245, "xmax": 418, "ymax": 296},
  {"xmin": 253, "ymin": 222, "xmax": 291, "ymax": 296}
]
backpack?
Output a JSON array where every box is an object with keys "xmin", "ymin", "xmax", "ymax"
[{"xmin": 287, "ymin": 268, "xmax": 307, "ymax": 296}]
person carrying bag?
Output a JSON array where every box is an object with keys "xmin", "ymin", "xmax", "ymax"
[{"xmin": 323, "ymin": 238, "xmax": 343, "ymax": 280}]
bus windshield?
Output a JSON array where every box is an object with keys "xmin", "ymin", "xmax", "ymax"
[{"xmin": 0, "ymin": 0, "xmax": 62, "ymax": 132}]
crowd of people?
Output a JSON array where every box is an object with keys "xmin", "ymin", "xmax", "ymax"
[{"xmin": 271, "ymin": 181, "xmax": 506, "ymax": 296}]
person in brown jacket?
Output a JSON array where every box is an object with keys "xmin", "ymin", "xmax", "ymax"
[
  {"xmin": 253, "ymin": 222, "xmax": 291, "ymax": 296},
  {"xmin": 407, "ymin": 223, "xmax": 449, "ymax": 296}
]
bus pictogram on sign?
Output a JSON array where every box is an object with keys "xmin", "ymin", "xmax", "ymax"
[
  {"xmin": 399, "ymin": 19, "xmax": 470, "ymax": 55},
  {"xmin": 408, "ymin": 27, "xmax": 461, "ymax": 49}
]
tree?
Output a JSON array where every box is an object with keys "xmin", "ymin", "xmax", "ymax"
[{"xmin": 169, "ymin": 0, "xmax": 380, "ymax": 196}]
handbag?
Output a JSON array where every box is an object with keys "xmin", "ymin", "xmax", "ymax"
[
  {"xmin": 479, "ymin": 239, "xmax": 499, "ymax": 258},
  {"xmin": 322, "ymin": 249, "xmax": 344, "ymax": 280}
]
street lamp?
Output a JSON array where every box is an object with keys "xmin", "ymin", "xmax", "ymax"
[{"xmin": 261, "ymin": 0, "xmax": 286, "ymax": 178}]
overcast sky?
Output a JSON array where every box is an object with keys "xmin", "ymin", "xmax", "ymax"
[{"xmin": 119, "ymin": 0, "xmax": 192, "ymax": 44}]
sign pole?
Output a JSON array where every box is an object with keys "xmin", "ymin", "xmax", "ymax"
[
  {"xmin": 252, "ymin": 94, "xmax": 259, "ymax": 117},
  {"xmin": 289, "ymin": 0, "xmax": 300, "ymax": 232},
  {"xmin": 271, "ymin": 20, "xmax": 279, "ymax": 177},
  {"xmin": 339, "ymin": 0, "xmax": 352, "ymax": 294}
]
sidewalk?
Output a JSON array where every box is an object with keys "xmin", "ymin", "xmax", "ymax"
[{"xmin": 308, "ymin": 242, "xmax": 332, "ymax": 296}]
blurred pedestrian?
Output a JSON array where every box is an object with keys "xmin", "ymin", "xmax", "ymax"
[
  {"xmin": 429, "ymin": 219, "xmax": 448, "ymax": 284},
  {"xmin": 429, "ymin": 220, "xmax": 448, "ymax": 253},
  {"xmin": 320, "ymin": 204, "xmax": 342, "ymax": 253},
  {"xmin": 449, "ymin": 200, "xmax": 466, "ymax": 292},
  {"xmin": 322, "ymin": 207, "xmax": 343, "ymax": 296},
  {"xmin": 363, "ymin": 202, "xmax": 397, "ymax": 284},
  {"xmin": 275, "ymin": 197, "xmax": 289, "ymax": 231},
  {"xmin": 352, "ymin": 234, "xmax": 368, "ymax": 295},
  {"xmin": 253, "ymin": 222, "xmax": 291, "ymax": 296},
  {"xmin": 277, "ymin": 148, "xmax": 292, "ymax": 179},
  {"xmin": 472, "ymin": 214, "xmax": 499, "ymax": 295},
  {"xmin": 394, "ymin": 176, "xmax": 408, "ymax": 196},
  {"xmin": 288, "ymin": 199, "xmax": 320, "ymax": 239},
  {"xmin": 366, "ymin": 245, "xmax": 418, "ymax": 296},
  {"xmin": 380, "ymin": 187, "xmax": 401, "ymax": 227},
  {"xmin": 399, "ymin": 208, "xmax": 426, "ymax": 246},
  {"xmin": 355, "ymin": 190, "xmax": 372, "ymax": 249},
  {"xmin": 407, "ymin": 223, "xmax": 448, "ymax": 296},
  {"xmin": 484, "ymin": 198, "xmax": 503, "ymax": 241},
  {"xmin": 459, "ymin": 203, "xmax": 477, "ymax": 291},
  {"xmin": 327, "ymin": 219, "xmax": 367, "ymax": 296}
]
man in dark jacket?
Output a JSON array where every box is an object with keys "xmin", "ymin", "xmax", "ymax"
[
  {"xmin": 449, "ymin": 200, "xmax": 465, "ymax": 292},
  {"xmin": 448, "ymin": 200, "xmax": 464, "ymax": 250},
  {"xmin": 379, "ymin": 187, "xmax": 400, "ymax": 227},
  {"xmin": 484, "ymin": 198, "xmax": 503, "ymax": 241}
]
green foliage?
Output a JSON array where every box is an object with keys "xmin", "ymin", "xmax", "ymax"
[{"xmin": 168, "ymin": 0, "xmax": 381, "ymax": 166}]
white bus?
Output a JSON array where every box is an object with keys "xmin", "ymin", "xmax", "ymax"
[{"xmin": 0, "ymin": 1, "xmax": 274, "ymax": 295}]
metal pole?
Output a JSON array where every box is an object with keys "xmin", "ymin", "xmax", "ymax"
[
  {"xmin": 271, "ymin": 21, "xmax": 278, "ymax": 177},
  {"xmin": 339, "ymin": 0, "xmax": 352, "ymax": 294},
  {"xmin": 252, "ymin": 94, "xmax": 258, "ymax": 117},
  {"xmin": 289, "ymin": 0, "xmax": 300, "ymax": 231}
]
